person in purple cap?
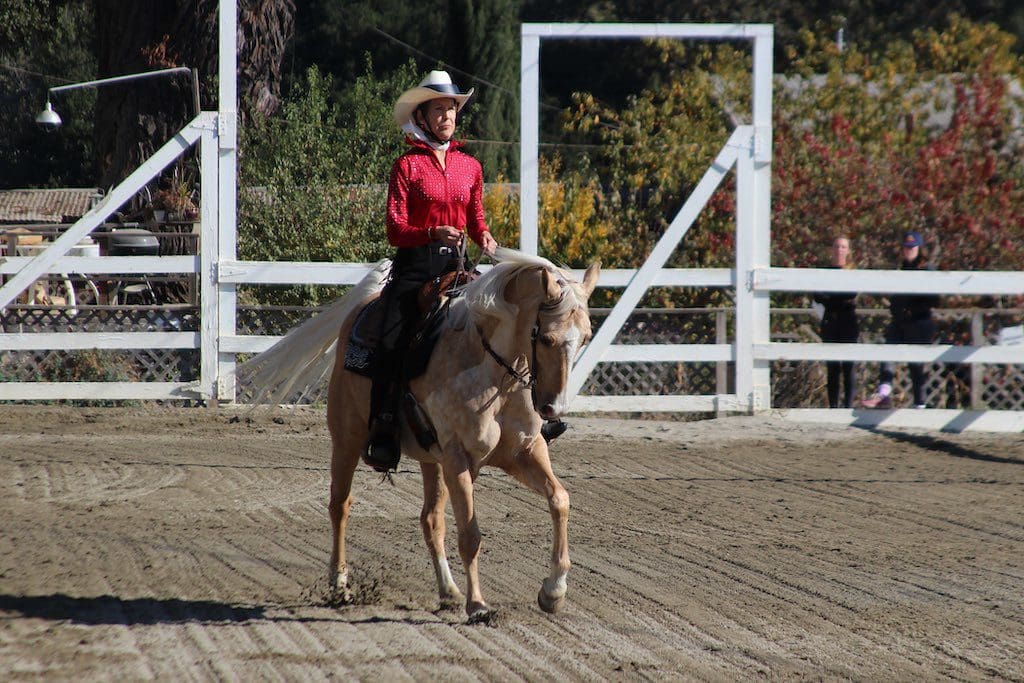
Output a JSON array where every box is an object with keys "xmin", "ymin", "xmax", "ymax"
[{"xmin": 862, "ymin": 231, "xmax": 939, "ymax": 409}]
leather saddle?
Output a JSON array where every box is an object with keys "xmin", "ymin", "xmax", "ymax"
[{"xmin": 343, "ymin": 269, "xmax": 478, "ymax": 379}]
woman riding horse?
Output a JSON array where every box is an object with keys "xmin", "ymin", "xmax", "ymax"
[
  {"xmin": 367, "ymin": 70, "xmax": 498, "ymax": 473},
  {"xmin": 236, "ymin": 249, "xmax": 601, "ymax": 621}
]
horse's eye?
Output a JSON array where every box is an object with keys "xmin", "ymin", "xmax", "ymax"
[{"xmin": 539, "ymin": 334, "xmax": 558, "ymax": 347}]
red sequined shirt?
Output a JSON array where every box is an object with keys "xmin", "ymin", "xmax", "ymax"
[{"xmin": 386, "ymin": 139, "xmax": 489, "ymax": 248}]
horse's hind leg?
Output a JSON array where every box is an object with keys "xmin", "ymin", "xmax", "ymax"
[
  {"xmin": 420, "ymin": 461, "xmax": 464, "ymax": 608},
  {"xmin": 504, "ymin": 438, "xmax": 571, "ymax": 614},
  {"xmin": 327, "ymin": 369, "xmax": 368, "ymax": 603}
]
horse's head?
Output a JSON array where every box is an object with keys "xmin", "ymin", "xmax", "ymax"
[
  {"xmin": 464, "ymin": 250, "xmax": 600, "ymax": 421},
  {"xmin": 522, "ymin": 262, "xmax": 600, "ymax": 420}
]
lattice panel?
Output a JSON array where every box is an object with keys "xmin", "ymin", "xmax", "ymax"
[
  {"xmin": 582, "ymin": 361, "xmax": 719, "ymax": 396},
  {"xmin": 237, "ymin": 306, "xmax": 320, "ymax": 336},
  {"xmin": 2, "ymin": 306, "xmax": 198, "ymax": 333},
  {"xmin": 0, "ymin": 348, "xmax": 198, "ymax": 384},
  {"xmin": 1, "ymin": 306, "xmax": 200, "ymax": 387},
  {"xmin": 980, "ymin": 366, "xmax": 1024, "ymax": 410},
  {"xmin": 2, "ymin": 304, "xmax": 1022, "ymax": 409}
]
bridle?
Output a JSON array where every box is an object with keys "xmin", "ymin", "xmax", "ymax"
[
  {"xmin": 477, "ymin": 323, "xmax": 536, "ymax": 390},
  {"xmin": 475, "ymin": 284, "xmax": 573, "ymax": 409}
]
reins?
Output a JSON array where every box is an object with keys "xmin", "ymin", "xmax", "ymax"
[
  {"xmin": 476, "ymin": 324, "xmax": 535, "ymax": 389},
  {"xmin": 474, "ymin": 284, "xmax": 571, "ymax": 404}
]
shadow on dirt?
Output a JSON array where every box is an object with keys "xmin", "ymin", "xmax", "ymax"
[
  {"xmin": 0, "ymin": 593, "xmax": 265, "ymax": 626},
  {"xmin": 870, "ymin": 429, "xmax": 1024, "ymax": 466}
]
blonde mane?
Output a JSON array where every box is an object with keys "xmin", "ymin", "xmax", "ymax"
[
  {"xmin": 459, "ymin": 247, "xmax": 582, "ymax": 325},
  {"xmin": 238, "ymin": 248, "xmax": 588, "ymax": 406}
]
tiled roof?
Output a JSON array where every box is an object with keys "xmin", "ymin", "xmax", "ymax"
[{"xmin": 0, "ymin": 188, "xmax": 103, "ymax": 224}]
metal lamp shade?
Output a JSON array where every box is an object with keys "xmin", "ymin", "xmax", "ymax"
[{"xmin": 35, "ymin": 102, "xmax": 62, "ymax": 128}]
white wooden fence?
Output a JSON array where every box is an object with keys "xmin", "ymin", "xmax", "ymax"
[{"xmin": 2, "ymin": 17, "xmax": 1021, "ymax": 432}]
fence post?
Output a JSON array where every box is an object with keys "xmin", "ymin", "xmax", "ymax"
[
  {"xmin": 733, "ymin": 30, "xmax": 773, "ymax": 414},
  {"xmin": 519, "ymin": 29, "xmax": 540, "ymax": 255},
  {"xmin": 971, "ymin": 311, "xmax": 984, "ymax": 409},
  {"xmin": 216, "ymin": 0, "xmax": 238, "ymax": 402},
  {"xmin": 199, "ymin": 125, "xmax": 220, "ymax": 403},
  {"xmin": 716, "ymin": 308, "xmax": 728, "ymax": 416}
]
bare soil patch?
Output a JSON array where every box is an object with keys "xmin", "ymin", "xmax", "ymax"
[{"xmin": 1, "ymin": 406, "xmax": 1022, "ymax": 680}]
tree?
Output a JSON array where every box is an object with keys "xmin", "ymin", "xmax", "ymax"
[
  {"xmin": 446, "ymin": 0, "xmax": 519, "ymax": 177},
  {"xmin": 92, "ymin": 0, "xmax": 295, "ymax": 189},
  {"xmin": 292, "ymin": 0, "xmax": 520, "ymax": 181},
  {"xmin": 238, "ymin": 62, "xmax": 418, "ymax": 306},
  {"xmin": 552, "ymin": 17, "xmax": 1024, "ymax": 310},
  {"xmin": 0, "ymin": 0, "xmax": 94, "ymax": 189}
]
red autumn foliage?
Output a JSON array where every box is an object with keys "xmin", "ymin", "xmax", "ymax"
[
  {"xmin": 770, "ymin": 68, "xmax": 1024, "ymax": 274},
  {"xmin": 696, "ymin": 64, "xmax": 1023, "ymax": 302}
]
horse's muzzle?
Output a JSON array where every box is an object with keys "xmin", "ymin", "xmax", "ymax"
[{"xmin": 538, "ymin": 403, "xmax": 559, "ymax": 420}]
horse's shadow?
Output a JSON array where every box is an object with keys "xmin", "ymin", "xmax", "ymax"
[
  {"xmin": 865, "ymin": 428, "xmax": 1024, "ymax": 466},
  {"xmin": 0, "ymin": 593, "xmax": 265, "ymax": 626},
  {"xmin": 0, "ymin": 592, "xmax": 478, "ymax": 627}
]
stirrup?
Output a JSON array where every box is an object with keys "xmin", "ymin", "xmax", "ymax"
[
  {"xmin": 363, "ymin": 417, "xmax": 400, "ymax": 472},
  {"xmin": 541, "ymin": 419, "xmax": 568, "ymax": 444}
]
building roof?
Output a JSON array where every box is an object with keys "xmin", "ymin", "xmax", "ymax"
[{"xmin": 0, "ymin": 188, "xmax": 103, "ymax": 224}]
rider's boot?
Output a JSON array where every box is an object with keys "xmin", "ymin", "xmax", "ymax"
[
  {"xmin": 541, "ymin": 419, "xmax": 568, "ymax": 444},
  {"xmin": 364, "ymin": 377, "xmax": 401, "ymax": 472}
]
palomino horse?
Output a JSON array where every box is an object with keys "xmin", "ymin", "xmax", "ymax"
[{"xmin": 239, "ymin": 248, "xmax": 599, "ymax": 621}]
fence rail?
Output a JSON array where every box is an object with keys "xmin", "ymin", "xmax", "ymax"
[{"xmin": 3, "ymin": 303, "xmax": 1020, "ymax": 411}]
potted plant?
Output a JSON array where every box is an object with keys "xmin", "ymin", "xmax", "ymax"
[{"xmin": 152, "ymin": 171, "xmax": 198, "ymax": 222}]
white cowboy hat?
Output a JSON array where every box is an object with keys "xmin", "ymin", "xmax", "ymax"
[{"xmin": 393, "ymin": 70, "xmax": 474, "ymax": 128}]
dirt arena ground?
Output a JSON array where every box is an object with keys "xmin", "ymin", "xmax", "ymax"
[{"xmin": 1, "ymin": 405, "xmax": 1022, "ymax": 681}]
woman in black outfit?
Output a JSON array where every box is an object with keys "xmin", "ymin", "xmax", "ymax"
[
  {"xmin": 814, "ymin": 235, "xmax": 859, "ymax": 408},
  {"xmin": 861, "ymin": 231, "xmax": 939, "ymax": 409}
]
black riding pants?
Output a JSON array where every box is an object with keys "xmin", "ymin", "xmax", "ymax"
[
  {"xmin": 879, "ymin": 317, "xmax": 936, "ymax": 406},
  {"xmin": 821, "ymin": 312, "xmax": 859, "ymax": 408},
  {"xmin": 369, "ymin": 243, "xmax": 466, "ymax": 423}
]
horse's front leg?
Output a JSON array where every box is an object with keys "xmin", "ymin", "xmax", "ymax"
[
  {"xmin": 420, "ymin": 461, "xmax": 464, "ymax": 609},
  {"xmin": 442, "ymin": 450, "xmax": 490, "ymax": 621},
  {"xmin": 505, "ymin": 437, "xmax": 570, "ymax": 614}
]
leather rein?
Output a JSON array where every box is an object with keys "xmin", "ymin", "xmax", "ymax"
[
  {"xmin": 441, "ymin": 237, "xmax": 539, "ymax": 390},
  {"xmin": 475, "ymin": 286, "xmax": 571, "ymax": 401},
  {"xmin": 477, "ymin": 325, "xmax": 536, "ymax": 390}
]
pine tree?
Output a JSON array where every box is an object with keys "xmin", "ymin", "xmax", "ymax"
[{"xmin": 447, "ymin": 0, "xmax": 519, "ymax": 180}]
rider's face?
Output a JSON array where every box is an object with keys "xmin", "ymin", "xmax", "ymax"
[{"xmin": 418, "ymin": 98, "xmax": 458, "ymax": 141}]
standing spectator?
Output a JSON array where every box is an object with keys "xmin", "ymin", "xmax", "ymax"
[
  {"xmin": 861, "ymin": 231, "xmax": 939, "ymax": 409},
  {"xmin": 814, "ymin": 235, "xmax": 859, "ymax": 408}
]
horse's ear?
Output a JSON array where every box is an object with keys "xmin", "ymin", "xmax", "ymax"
[
  {"xmin": 542, "ymin": 267, "xmax": 562, "ymax": 302},
  {"xmin": 581, "ymin": 262, "xmax": 600, "ymax": 298}
]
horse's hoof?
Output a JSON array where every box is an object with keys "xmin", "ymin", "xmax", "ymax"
[
  {"xmin": 328, "ymin": 574, "xmax": 354, "ymax": 606},
  {"xmin": 327, "ymin": 585, "xmax": 354, "ymax": 606},
  {"xmin": 438, "ymin": 591, "xmax": 465, "ymax": 612},
  {"xmin": 537, "ymin": 589, "xmax": 566, "ymax": 614}
]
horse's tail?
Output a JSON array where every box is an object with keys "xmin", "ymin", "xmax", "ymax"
[{"xmin": 236, "ymin": 259, "xmax": 391, "ymax": 406}]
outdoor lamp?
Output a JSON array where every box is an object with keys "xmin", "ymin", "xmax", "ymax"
[
  {"xmin": 35, "ymin": 100, "xmax": 62, "ymax": 131},
  {"xmin": 35, "ymin": 66, "xmax": 200, "ymax": 132}
]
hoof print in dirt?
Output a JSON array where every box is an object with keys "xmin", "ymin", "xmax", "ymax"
[
  {"xmin": 435, "ymin": 597, "xmax": 464, "ymax": 613},
  {"xmin": 323, "ymin": 588, "xmax": 354, "ymax": 608},
  {"xmin": 466, "ymin": 606, "xmax": 500, "ymax": 626}
]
